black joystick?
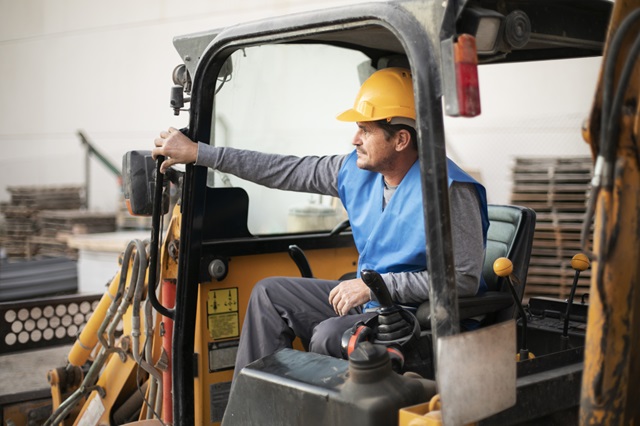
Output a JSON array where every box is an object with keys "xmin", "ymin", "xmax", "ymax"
[
  {"xmin": 342, "ymin": 270, "xmax": 420, "ymax": 372},
  {"xmin": 361, "ymin": 269, "xmax": 413, "ymax": 341},
  {"xmin": 361, "ymin": 269, "xmax": 395, "ymax": 309}
]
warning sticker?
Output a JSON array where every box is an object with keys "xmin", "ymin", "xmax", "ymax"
[
  {"xmin": 76, "ymin": 393, "xmax": 105, "ymax": 426},
  {"xmin": 207, "ymin": 288, "xmax": 238, "ymax": 314},
  {"xmin": 208, "ymin": 312, "xmax": 239, "ymax": 339},
  {"xmin": 207, "ymin": 288, "xmax": 239, "ymax": 339}
]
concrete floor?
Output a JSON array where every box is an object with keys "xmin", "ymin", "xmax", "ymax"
[{"xmin": 0, "ymin": 345, "xmax": 71, "ymax": 396}]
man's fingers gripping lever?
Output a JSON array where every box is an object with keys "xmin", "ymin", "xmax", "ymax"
[
  {"xmin": 328, "ymin": 277, "xmax": 372, "ymax": 316},
  {"xmin": 361, "ymin": 269, "xmax": 413, "ymax": 341},
  {"xmin": 152, "ymin": 127, "xmax": 197, "ymax": 173}
]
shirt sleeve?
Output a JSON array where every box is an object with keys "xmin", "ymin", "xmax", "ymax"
[
  {"xmin": 379, "ymin": 181, "xmax": 485, "ymax": 304},
  {"xmin": 195, "ymin": 142, "xmax": 345, "ymax": 197}
]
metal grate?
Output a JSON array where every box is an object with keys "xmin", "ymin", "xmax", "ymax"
[{"xmin": 0, "ymin": 293, "xmax": 101, "ymax": 355}]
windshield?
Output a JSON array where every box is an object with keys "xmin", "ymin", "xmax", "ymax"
[{"xmin": 210, "ymin": 44, "xmax": 369, "ymax": 235}]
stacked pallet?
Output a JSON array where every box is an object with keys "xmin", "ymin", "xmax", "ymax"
[
  {"xmin": 1, "ymin": 205, "xmax": 40, "ymax": 258},
  {"xmin": 0, "ymin": 185, "xmax": 116, "ymax": 259},
  {"xmin": 1, "ymin": 186, "xmax": 84, "ymax": 259},
  {"xmin": 7, "ymin": 185, "xmax": 84, "ymax": 210},
  {"xmin": 510, "ymin": 157, "xmax": 593, "ymax": 300},
  {"xmin": 32, "ymin": 210, "xmax": 117, "ymax": 258}
]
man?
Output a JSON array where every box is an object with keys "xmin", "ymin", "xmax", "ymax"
[{"xmin": 153, "ymin": 67, "xmax": 489, "ymax": 377}]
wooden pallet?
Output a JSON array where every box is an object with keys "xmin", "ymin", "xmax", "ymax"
[
  {"xmin": 6, "ymin": 185, "xmax": 84, "ymax": 210},
  {"xmin": 0, "ymin": 205, "xmax": 40, "ymax": 258},
  {"xmin": 38, "ymin": 210, "xmax": 116, "ymax": 236},
  {"xmin": 32, "ymin": 210, "xmax": 117, "ymax": 259},
  {"xmin": 0, "ymin": 186, "xmax": 116, "ymax": 259},
  {"xmin": 510, "ymin": 157, "xmax": 594, "ymax": 300}
]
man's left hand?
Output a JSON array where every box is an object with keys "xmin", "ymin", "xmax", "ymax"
[
  {"xmin": 328, "ymin": 278, "xmax": 371, "ymax": 316},
  {"xmin": 152, "ymin": 127, "xmax": 198, "ymax": 173}
]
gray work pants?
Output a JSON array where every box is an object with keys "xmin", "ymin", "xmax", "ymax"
[{"xmin": 233, "ymin": 276, "xmax": 377, "ymax": 378}]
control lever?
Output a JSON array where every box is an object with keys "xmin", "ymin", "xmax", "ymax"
[
  {"xmin": 493, "ymin": 258, "xmax": 531, "ymax": 361},
  {"xmin": 341, "ymin": 269, "xmax": 418, "ymax": 372},
  {"xmin": 561, "ymin": 253, "xmax": 590, "ymax": 349},
  {"xmin": 361, "ymin": 269, "xmax": 394, "ymax": 309},
  {"xmin": 361, "ymin": 269, "xmax": 412, "ymax": 341},
  {"xmin": 329, "ymin": 219, "xmax": 351, "ymax": 237},
  {"xmin": 288, "ymin": 245, "xmax": 313, "ymax": 278},
  {"xmin": 147, "ymin": 156, "xmax": 174, "ymax": 319}
]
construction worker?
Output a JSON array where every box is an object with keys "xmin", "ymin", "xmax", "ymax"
[{"xmin": 152, "ymin": 67, "xmax": 489, "ymax": 377}]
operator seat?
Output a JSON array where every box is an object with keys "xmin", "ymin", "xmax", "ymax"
[{"xmin": 416, "ymin": 204, "xmax": 536, "ymax": 329}]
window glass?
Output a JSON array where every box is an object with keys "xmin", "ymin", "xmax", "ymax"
[{"xmin": 211, "ymin": 44, "xmax": 368, "ymax": 235}]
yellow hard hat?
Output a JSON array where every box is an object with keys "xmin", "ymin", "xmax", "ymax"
[{"xmin": 336, "ymin": 67, "xmax": 415, "ymax": 124}]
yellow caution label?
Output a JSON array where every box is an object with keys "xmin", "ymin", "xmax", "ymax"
[
  {"xmin": 208, "ymin": 312, "xmax": 239, "ymax": 339},
  {"xmin": 207, "ymin": 288, "xmax": 239, "ymax": 339},
  {"xmin": 207, "ymin": 288, "xmax": 238, "ymax": 314}
]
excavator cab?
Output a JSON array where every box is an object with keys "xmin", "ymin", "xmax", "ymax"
[
  {"xmin": 8, "ymin": 0, "xmax": 634, "ymax": 425},
  {"xmin": 161, "ymin": 1, "xmax": 613, "ymax": 425}
]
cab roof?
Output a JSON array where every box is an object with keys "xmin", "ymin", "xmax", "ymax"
[{"xmin": 174, "ymin": 0, "xmax": 612, "ymax": 78}]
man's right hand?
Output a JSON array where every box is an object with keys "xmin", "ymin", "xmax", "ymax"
[
  {"xmin": 328, "ymin": 278, "xmax": 371, "ymax": 316},
  {"xmin": 152, "ymin": 127, "xmax": 198, "ymax": 173}
]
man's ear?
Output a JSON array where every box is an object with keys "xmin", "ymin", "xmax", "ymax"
[{"xmin": 395, "ymin": 129, "xmax": 412, "ymax": 152}]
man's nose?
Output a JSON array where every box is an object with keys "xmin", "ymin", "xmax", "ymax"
[{"xmin": 352, "ymin": 131, "xmax": 362, "ymax": 146}]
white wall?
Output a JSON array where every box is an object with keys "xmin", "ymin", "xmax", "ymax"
[
  {"xmin": 0, "ymin": 1, "xmax": 602, "ymax": 214},
  {"xmin": 445, "ymin": 57, "xmax": 600, "ymax": 204},
  {"xmin": 0, "ymin": 0, "xmax": 373, "ymax": 212}
]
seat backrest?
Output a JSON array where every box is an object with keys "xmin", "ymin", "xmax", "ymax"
[{"xmin": 482, "ymin": 204, "xmax": 536, "ymax": 321}]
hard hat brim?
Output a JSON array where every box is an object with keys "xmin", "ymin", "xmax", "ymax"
[
  {"xmin": 336, "ymin": 108, "xmax": 372, "ymax": 123},
  {"xmin": 336, "ymin": 108, "xmax": 416, "ymax": 123}
]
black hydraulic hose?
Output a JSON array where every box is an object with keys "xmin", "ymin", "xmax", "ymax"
[
  {"xmin": 605, "ymin": 32, "xmax": 640, "ymax": 160},
  {"xmin": 599, "ymin": 33, "xmax": 640, "ymax": 258},
  {"xmin": 599, "ymin": 8, "xmax": 640, "ymax": 184},
  {"xmin": 582, "ymin": 9, "xmax": 640, "ymax": 255},
  {"xmin": 148, "ymin": 156, "xmax": 174, "ymax": 319}
]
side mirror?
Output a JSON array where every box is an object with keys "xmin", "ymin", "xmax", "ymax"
[{"xmin": 122, "ymin": 150, "xmax": 169, "ymax": 216}]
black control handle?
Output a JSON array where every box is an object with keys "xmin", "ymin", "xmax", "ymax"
[
  {"xmin": 288, "ymin": 245, "xmax": 313, "ymax": 278},
  {"xmin": 562, "ymin": 253, "xmax": 590, "ymax": 349},
  {"xmin": 361, "ymin": 269, "xmax": 394, "ymax": 308},
  {"xmin": 148, "ymin": 156, "xmax": 174, "ymax": 319}
]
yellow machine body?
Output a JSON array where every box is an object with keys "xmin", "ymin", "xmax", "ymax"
[
  {"xmin": 3, "ymin": 1, "xmax": 639, "ymax": 426},
  {"xmin": 580, "ymin": 1, "xmax": 640, "ymax": 423},
  {"xmin": 193, "ymin": 246, "xmax": 358, "ymax": 425}
]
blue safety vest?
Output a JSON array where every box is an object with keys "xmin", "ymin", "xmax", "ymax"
[{"xmin": 337, "ymin": 150, "xmax": 489, "ymax": 308}]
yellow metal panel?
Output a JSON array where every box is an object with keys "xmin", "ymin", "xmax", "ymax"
[
  {"xmin": 72, "ymin": 355, "xmax": 139, "ymax": 425},
  {"xmin": 193, "ymin": 245, "xmax": 358, "ymax": 425}
]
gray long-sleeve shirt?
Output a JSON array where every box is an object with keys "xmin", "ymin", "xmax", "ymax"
[{"xmin": 195, "ymin": 143, "xmax": 485, "ymax": 304}]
